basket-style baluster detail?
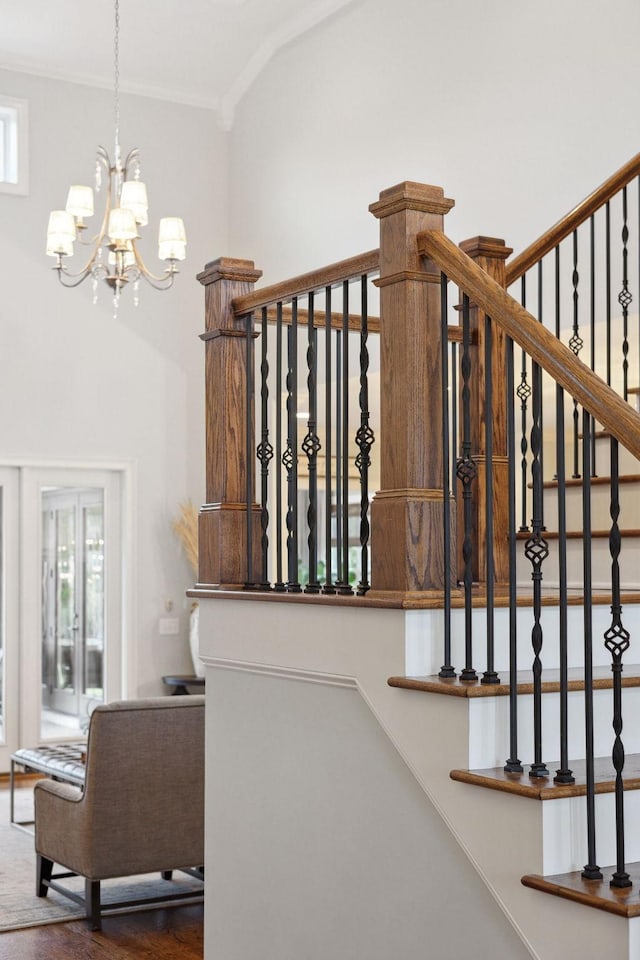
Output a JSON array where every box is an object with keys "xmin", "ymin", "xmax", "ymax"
[
  {"xmin": 517, "ymin": 351, "xmax": 531, "ymax": 532},
  {"xmin": 570, "ymin": 230, "xmax": 582, "ymax": 478},
  {"xmin": 619, "ymin": 186, "xmax": 632, "ymax": 401},
  {"xmin": 605, "ymin": 436, "xmax": 632, "ymax": 888}
]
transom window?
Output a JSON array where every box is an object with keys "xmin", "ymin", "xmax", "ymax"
[{"xmin": 0, "ymin": 95, "xmax": 28, "ymax": 195}]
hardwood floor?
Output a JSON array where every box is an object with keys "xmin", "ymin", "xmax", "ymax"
[
  {"xmin": 0, "ymin": 775, "xmax": 203, "ymax": 959},
  {"xmin": 0, "ymin": 905, "xmax": 204, "ymax": 959}
]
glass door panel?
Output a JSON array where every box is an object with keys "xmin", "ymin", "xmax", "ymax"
[{"xmin": 41, "ymin": 488, "xmax": 105, "ymax": 734}]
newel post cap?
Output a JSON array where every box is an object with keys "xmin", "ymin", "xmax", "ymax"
[
  {"xmin": 459, "ymin": 236, "xmax": 513, "ymax": 261},
  {"xmin": 197, "ymin": 257, "xmax": 263, "ymax": 287},
  {"xmin": 369, "ymin": 182, "xmax": 455, "ymax": 219}
]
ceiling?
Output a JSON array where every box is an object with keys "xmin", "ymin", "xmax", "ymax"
[{"xmin": 0, "ymin": 0, "xmax": 357, "ymax": 128}]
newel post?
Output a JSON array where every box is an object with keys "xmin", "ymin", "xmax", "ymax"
[
  {"xmin": 196, "ymin": 257, "xmax": 262, "ymax": 588},
  {"xmin": 458, "ymin": 236, "xmax": 513, "ymax": 583},
  {"xmin": 369, "ymin": 182, "xmax": 455, "ymax": 594}
]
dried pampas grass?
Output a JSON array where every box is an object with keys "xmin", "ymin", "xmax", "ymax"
[{"xmin": 172, "ymin": 500, "xmax": 198, "ymax": 577}]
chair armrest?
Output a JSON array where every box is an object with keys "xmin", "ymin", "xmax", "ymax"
[
  {"xmin": 34, "ymin": 779, "xmax": 89, "ymax": 875},
  {"xmin": 35, "ymin": 779, "xmax": 83, "ymax": 803}
]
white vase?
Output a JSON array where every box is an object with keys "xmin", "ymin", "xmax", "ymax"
[{"xmin": 189, "ymin": 602, "xmax": 205, "ymax": 678}]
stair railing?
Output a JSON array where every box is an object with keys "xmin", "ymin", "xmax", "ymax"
[
  {"xmin": 506, "ymin": 152, "xmax": 640, "ymax": 513},
  {"xmin": 421, "ymin": 227, "xmax": 640, "ymax": 891}
]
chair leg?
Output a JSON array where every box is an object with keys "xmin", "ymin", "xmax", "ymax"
[
  {"xmin": 36, "ymin": 855, "xmax": 53, "ymax": 897},
  {"xmin": 85, "ymin": 879, "xmax": 102, "ymax": 931},
  {"xmin": 162, "ymin": 870, "xmax": 173, "ymax": 880}
]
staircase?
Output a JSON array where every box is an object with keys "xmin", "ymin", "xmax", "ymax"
[{"xmin": 193, "ymin": 154, "xmax": 640, "ymax": 960}]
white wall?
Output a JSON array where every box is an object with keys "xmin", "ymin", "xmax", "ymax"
[
  {"xmin": 206, "ymin": 664, "xmax": 531, "ymax": 960},
  {"xmin": 227, "ymin": 0, "xmax": 640, "ymax": 281},
  {"xmin": 0, "ymin": 67, "xmax": 227, "ymax": 697}
]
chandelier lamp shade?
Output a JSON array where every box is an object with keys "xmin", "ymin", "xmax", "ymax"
[{"xmin": 46, "ymin": 0, "xmax": 186, "ymax": 311}]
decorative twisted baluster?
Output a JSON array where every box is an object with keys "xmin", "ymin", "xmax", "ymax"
[
  {"xmin": 605, "ymin": 436, "xmax": 632, "ymax": 888},
  {"xmin": 619, "ymin": 185, "xmax": 632, "ymax": 402},
  {"xmin": 504, "ymin": 335, "xmax": 522, "ymax": 772},
  {"xmin": 518, "ymin": 276, "xmax": 531, "ymax": 532},
  {"xmin": 581, "ymin": 410, "xmax": 602, "ymax": 881},
  {"xmin": 355, "ymin": 274, "xmax": 374, "ymax": 596},
  {"xmin": 273, "ymin": 302, "xmax": 285, "ymax": 591},
  {"xmin": 439, "ymin": 274, "xmax": 456, "ymax": 679},
  {"xmin": 526, "ymin": 360, "xmax": 549, "ymax": 778},
  {"xmin": 303, "ymin": 292, "xmax": 322, "ymax": 594},
  {"xmin": 284, "ymin": 299, "xmax": 301, "ymax": 592},
  {"xmin": 256, "ymin": 306, "xmax": 274, "ymax": 588},
  {"xmin": 322, "ymin": 286, "xmax": 336, "ymax": 595},
  {"xmin": 569, "ymin": 230, "xmax": 583, "ymax": 479},
  {"xmin": 457, "ymin": 294, "xmax": 477, "ymax": 682}
]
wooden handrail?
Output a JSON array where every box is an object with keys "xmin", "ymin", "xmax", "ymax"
[
  {"xmin": 419, "ymin": 230, "xmax": 640, "ymax": 461},
  {"xmin": 232, "ymin": 249, "xmax": 379, "ymax": 316},
  {"xmin": 506, "ymin": 151, "xmax": 640, "ymax": 286}
]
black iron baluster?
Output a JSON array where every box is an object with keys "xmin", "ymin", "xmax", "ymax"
[
  {"xmin": 482, "ymin": 314, "xmax": 499, "ymax": 685},
  {"xmin": 257, "ymin": 306, "xmax": 273, "ymax": 589},
  {"xmin": 606, "ymin": 201, "xmax": 612, "ymax": 387},
  {"xmin": 554, "ymin": 252, "xmax": 574, "ymax": 785},
  {"xmin": 589, "ymin": 217, "xmax": 597, "ymax": 477},
  {"xmin": 526, "ymin": 358, "xmax": 549, "ymax": 778},
  {"xmin": 518, "ymin": 276, "xmax": 531, "ymax": 532},
  {"xmin": 355, "ymin": 274, "xmax": 373, "ymax": 596},
  {"xmin": 570, "ymin": 230, "xmax": 583, "ymax": 479},
  {"xmin": 581, "ymin": 410, "xmax": 602, "ymax": 880},
  {"xmin": 457, "ymin": 293, "xmax": 477, "ymax": 682},
  {"xmin": 619, "ymin": 185, "xmax": 632, "ymax": 402},
  {"xmin": 303, "ymin": 292, "xmax": 322, "ymax": 594},
  {"xmin": 274, "ymin": 302, "xmax": 285, "ymax": 591},
  {"xmin": 285, "ymin": 298, "xmax": 301, "ymax": 592},
  {"xmin": 605, "ymin": 435, "xmax": 632, "ymax": 888},
  {"xmin": 244, "ymin": 311, "xmax": 255, "ymax": 587},
  {"xmin": 504, "ymin": 335, "xmax": 523, "ymax": 772},
  {"xmin": 451, "ymin": 340, "xmax": 458, "ymax": 504},
  {"xmin": 337, "ymin": 281, "xmax": 353, "ymax": 595},
  {"xmin": 323, "ymin": 287, "xmax": 336, "ymax": 595},
  {"xmin": 440, "ymin": 275, "xmax": 456, "ymax": 679},
  {"xmin": 335, "ymin": 324, "xmax": 343, "ymax": 586},
  {"xmin": 537, "ymin": 262, "xmax": 545, "ymax": 522}
]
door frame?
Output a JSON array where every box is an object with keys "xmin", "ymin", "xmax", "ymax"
[{"xmin": 0, "ymin": 468, "xmax": 20, "ymax": 770}]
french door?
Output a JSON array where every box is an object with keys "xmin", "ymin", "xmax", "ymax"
[
  {"xmin": 41, "ymin": 487, "xmax": 106, "ymax": 723},
  {"xmin": 0, "ymin": 465, "xmax": 125, "ymax": 771}
]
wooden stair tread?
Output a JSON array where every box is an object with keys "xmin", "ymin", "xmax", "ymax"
[
  {"xmin": 450, "ymin": 754, "xmax": 640, "ymax": 800},
  {"xmin": 522, "ymin": 864, "xmax": 640, "ymax": 917},
  {"xmin": 388, "ymin": 664, "xmax": 640, "ymax": 699},
  {"xmin": 517, "ymin": 529, "xmax": 640, "ymax": 540},
  {"xmin": 542, "ymin": 473, "xmax": 640, "ymax": 489}
]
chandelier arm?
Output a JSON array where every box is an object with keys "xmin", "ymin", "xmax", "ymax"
[
  {"xmin": 132, "ymin": 245, "xmax": 179, "ymax": 289},
  {"xmin": 54, "ymin": 265, "xmax": 94, "ymax": 288}
]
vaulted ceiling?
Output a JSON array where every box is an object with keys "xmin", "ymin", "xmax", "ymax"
[{"xmin": 0, "ymin": 0, "xmax": 357, "ymax": 128}]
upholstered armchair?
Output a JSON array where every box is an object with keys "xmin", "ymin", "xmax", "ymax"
[{"xmin": 34, "ymin": 695, "xmax": 205, "ymax": 930}]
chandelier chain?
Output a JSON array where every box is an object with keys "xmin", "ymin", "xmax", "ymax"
[{"xmin": 114, "ymin": 0, "xmax": 120, "ymax": 163}]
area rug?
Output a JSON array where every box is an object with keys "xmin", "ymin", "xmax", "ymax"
[{"xmin": 0, "ymin": 785, "xmax": 203, "ymax": 932}]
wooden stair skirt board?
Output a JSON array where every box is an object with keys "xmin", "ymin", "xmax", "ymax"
[{"xmin": 522, "ymin": 867, "xmax": 640, "ymax": 918}]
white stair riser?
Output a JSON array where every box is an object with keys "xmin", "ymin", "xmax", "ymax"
[
  {"xmin": 543, "ymin": 792, "xmax": 640, "ymax": 876},
  {"xmin": 404, "ymin": 604, "xmax": 639, "ymax": 677},
  {"xmin": 542, "ymin": 477, "xmax": 640, "ymax": 529},
  {"xmin": 516, "ymin": 536, "xmax": 640, "ymax": 592},
  {"xmin": 468, "ymin": 686, "xmax": 640, "ymax": 769}
]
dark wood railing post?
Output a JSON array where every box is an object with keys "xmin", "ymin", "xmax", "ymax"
[
  {"xmin": 458, "ymin": 236, "xmax": 512, "ymax": 583},
  {"xmin": 369, "ymin": 182, "xmax": 455, "ymax": 594},
  {"xmin": 196, "ymin": 257, "xmax": 262, "ymax": 587}
]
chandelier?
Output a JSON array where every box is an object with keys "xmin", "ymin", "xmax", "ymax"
[{"xmin": 46, "ymin": 0, "xmax": 186, "ymax": 312}]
